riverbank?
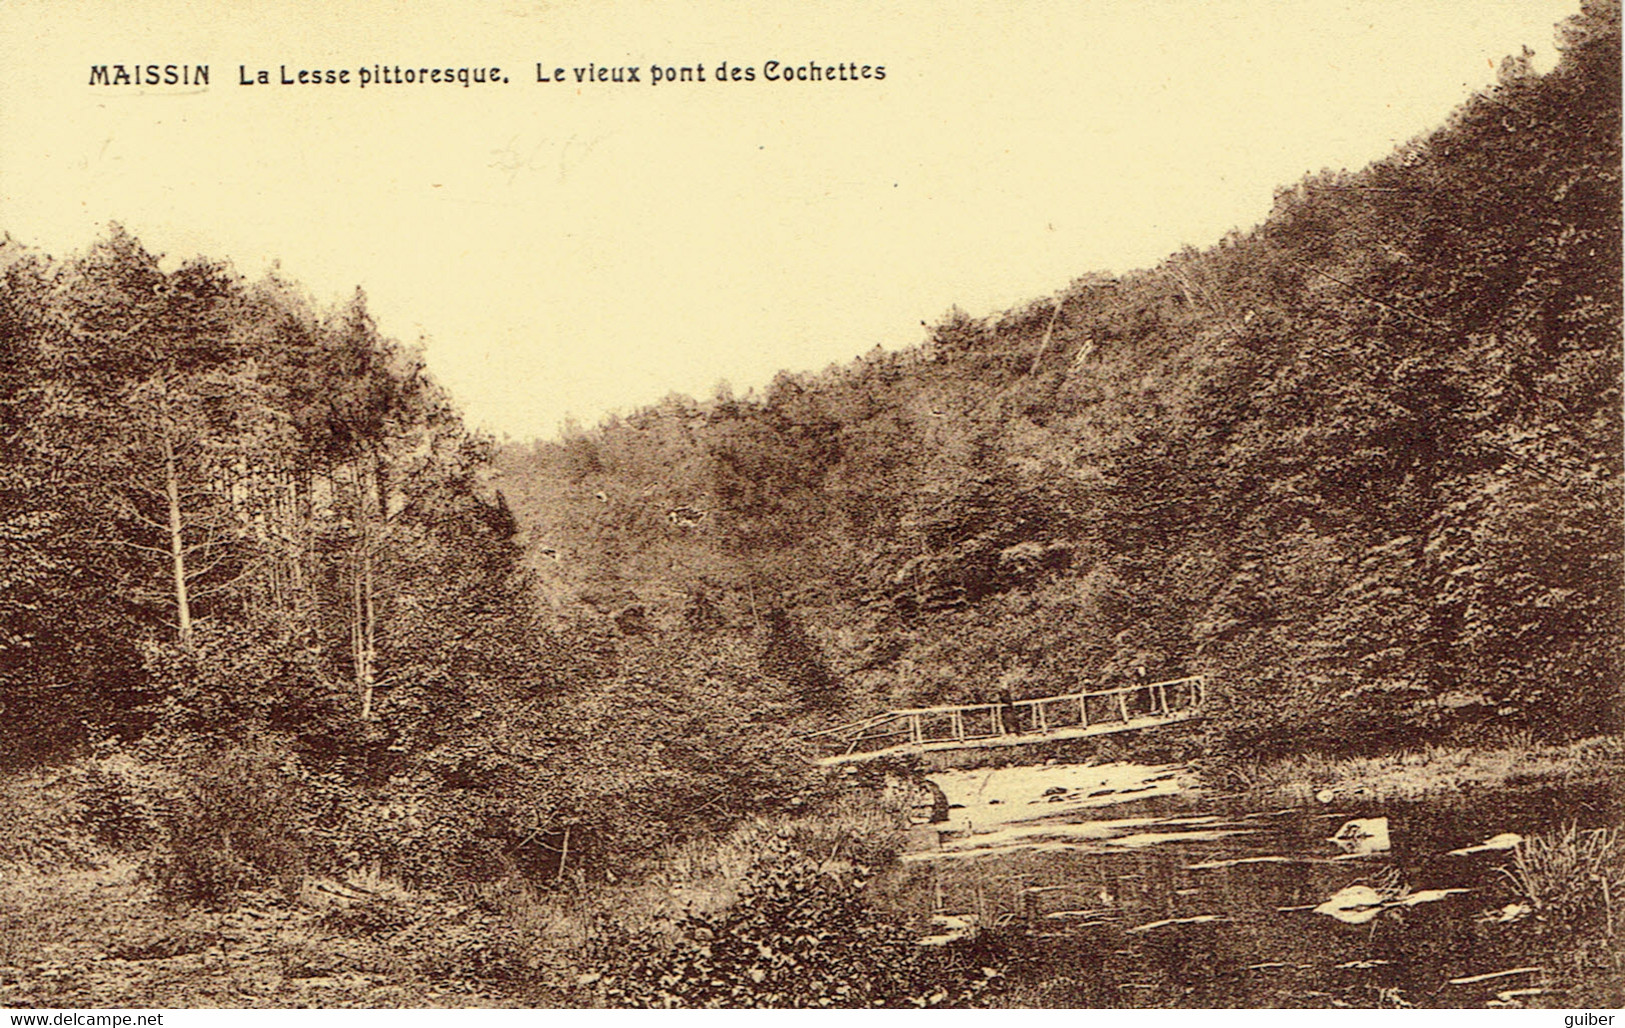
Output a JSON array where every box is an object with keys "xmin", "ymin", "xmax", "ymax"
[
  {"xmin": 3, "ymin": 736, "xmax": 1619, "ymax": 1008},
  {"xmin": 1202, "ymin": 734, "xmax": 1624, "ymax": 804},
  {"xmin": 0, "ymin": 772, "xmax": 990, "ymax": 1008}
]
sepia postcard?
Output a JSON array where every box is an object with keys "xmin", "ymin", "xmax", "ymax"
[{"xmin": 0, "ymin": 0, "xmax": 1619, "ymax": 1017}]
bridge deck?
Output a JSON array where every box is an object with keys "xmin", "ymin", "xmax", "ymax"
[{"xmin": 806, "ymin": 675, "xmax": 1205, "ymax": 765}]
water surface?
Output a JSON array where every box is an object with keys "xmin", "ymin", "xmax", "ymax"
[{"xmin": 897, "ymin": 762, "xmax": 1619, "ymax": 1008}]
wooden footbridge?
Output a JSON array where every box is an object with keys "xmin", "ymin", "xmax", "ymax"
[{"xmin": 805, "ymin": 675, "xmax": 1206, "ymax": 765}]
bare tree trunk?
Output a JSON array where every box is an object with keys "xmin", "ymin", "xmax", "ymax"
[
  {"xmin": 351, "ymin": 516, "xmax": 366, "ymax": 711},
  {"xmin": 361, "ymin": 450, "xmax": 383, "ymax": 718},
  {"xmin": 360, "ymin": 539, "xmax": 376, "ymax": 719},
  {"xmin": 286, "ymin": 470, "xmax": 304, "ymax": 600},
  {"xmin": 1027, "ymin": 294, "xmax": 1067, "ymax": 376},
  {"xmin": 159, "ymin": 423, "xmax": 194, "ymax": 651},
  {"xmin": 346, "ymin": 457, "xmax": 379, "ymax": 720},
  {"xmin": 305, "ymin": 467, "xmax": 323, "ymax": 654}
]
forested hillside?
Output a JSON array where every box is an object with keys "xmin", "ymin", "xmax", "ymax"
[{"xmin": 498, "ymin": 1, "xmax": 1622, "ymax": 757}]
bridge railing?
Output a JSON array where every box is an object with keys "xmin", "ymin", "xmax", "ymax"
[{"xmin": 803, "ymin": 675, "xmax": 1205, "ymax": 759}]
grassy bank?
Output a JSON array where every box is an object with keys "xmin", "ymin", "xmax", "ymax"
[
  {"xmin": 0, "ymin": 760, "xmax": 1005, "ymax": 1008},
  {"xmin": 1201, "ymin": 734, "xmax": 1624, "ymax": 803}
]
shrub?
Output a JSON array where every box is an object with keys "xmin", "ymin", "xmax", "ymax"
[
  {"xmin": 582, "ymin": 835, "xmax": 1004, "ymax": 1008},
  {"xmin": 0, "ymin": 770, "xmax": 100, "ymax": 872},
  {"xmin": 142, "ymin": 738, "xmax": 312, "ymax": 908},
  {"xmin": 0, "ymin": 753, "xmax": 174, "ymax": 872},
  {"xmin": 69, "ymin": 752, "xmax": 171, "ymax": 851}
]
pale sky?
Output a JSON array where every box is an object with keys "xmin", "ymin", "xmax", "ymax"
[{"xmin": 0, "ymin": 0, "xmax": 1577, "ymax": 441}]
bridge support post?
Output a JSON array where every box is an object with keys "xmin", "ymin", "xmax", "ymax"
[{"xmin": 1118, "ymin": 691, "xmax": 1131, "ymax": 722}]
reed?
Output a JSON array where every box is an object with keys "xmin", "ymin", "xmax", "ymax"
[{"xmin": 1499, "ymin": 824, "xmax": 1623, "ymax": 935}]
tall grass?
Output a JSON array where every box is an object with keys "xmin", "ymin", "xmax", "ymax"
[
  {"xmin": 1501, "ymin": 821, "xmax": 1618, "ymax": 935},
  {"xmin": 1500, "ymin": 824, "xmax": 1623, "ymax": 935},
  {"xmin": 1494, "ymin": 824, "xmax": 1625, "ymax": 1007}
]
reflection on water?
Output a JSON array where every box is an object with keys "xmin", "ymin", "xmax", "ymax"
[
  {"xmin": 896, "ymin": 762, "xmax": 1620, "ymax": 1008},
  {"xmin": 1328, "ymin": 817, "xmax": 1390, "ymax": 857}
]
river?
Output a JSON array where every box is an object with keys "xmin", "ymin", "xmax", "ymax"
[{"xmin": 893, "ymin": 761, "xmax": 1620, "ymax": 1008}]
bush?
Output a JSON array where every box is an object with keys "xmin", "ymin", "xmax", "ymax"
[
  {"xmin": 69, "ymin": 752, "xmax": 171, "ymax": 851},
  {"xmin": 583, "ymin": 835, "xmax": 1004, "ymax": 1008},
  {"xmin": 0, "ymin": 753, "xmax": 174, "ymax": 872},
  {"xmin": 0, "ymin": 771, "xmax": 101, "ymax": 873},
  {"xmin": 142, "ymin": 738, "xmax": 312, "ymax": 908}
]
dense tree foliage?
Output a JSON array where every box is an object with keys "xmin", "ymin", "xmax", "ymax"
[
  {"xmin": 0, "ymin": 228, "xmax": 528, "ymax": 764},
  {"xmin": 498, "ymin": 2, "xmax": 1621, "ymax": 757},
  {"xmin": 0, "ymin": 228, "xmax": 815, "ymax": 891}
]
